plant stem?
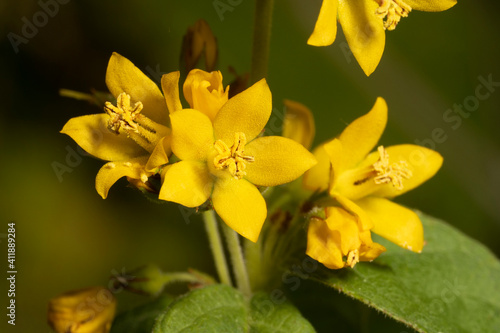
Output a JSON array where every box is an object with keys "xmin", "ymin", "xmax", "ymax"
[
  {"xmin": 161, "ymin": 272, "xmax": 202, "ymax": 285},
  {"xmin": 250, "ymin": 0, "xmax": 275, "ymax": 84},
  {"xmin": 203, "ymin": 210, "xmax": 232, "ymax": 286},
  {"xmin": 222, "ymin": 223, "xmax": 252, "ymax": 297}
]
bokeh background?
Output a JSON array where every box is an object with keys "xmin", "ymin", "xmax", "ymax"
[{"xmin": 1, "ymin": 0, "xmax": 499, "ymax": 332}]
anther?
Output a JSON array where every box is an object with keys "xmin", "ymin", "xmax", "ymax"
[
  {"xmin": 372, "ymin": 146, "xmax": 412, "ymax": 190},
  {"xmin": 375, "ymin": 0, "xmax": 412, "ymax": 30},
  {"xmin": 346, "ymin": 249, "xmax": 359, "ymax": 268},
  {"xmin": 213, "ymin": 132, "xmax": 254, "ymax": 179}
]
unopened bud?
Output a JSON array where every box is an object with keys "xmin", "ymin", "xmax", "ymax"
[
  {"xmin": 181, "ymin": 19, "xmax": 218, "ymax": 73},
  {"xmin": 114, "ymin": 264, "xmax": 166, "ymax": 296},
  {"xmin": 48, "ymin": 286, "xmax": 116, "ymax": 333}
]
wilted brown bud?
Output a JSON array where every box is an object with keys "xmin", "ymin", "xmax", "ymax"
[
  {"xmin": 181, "ymin": 19, "xmax": 218, "ymax": 73},
  {"xmin": 48, "ymin": 286, "xmax": 116, "ymax": 333}
]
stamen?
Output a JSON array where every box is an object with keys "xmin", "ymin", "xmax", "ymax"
[
  {"xmin": 104, "ymin": 93, "xmax": 143, "ymax": 134},
  {"xmin": 375, "ymin": 0, "xmax": 412, "ymax": 30},
  {"xmin": 213, "ymin": 132, "xmax": 254, "ymax": 179},
  {"xmin": 346, "ymin": 249, "xmax": 359, "ymax": 268},
  {"xmin": 104, "ymin": 92, "xmax": 168, "ymax": 153},
  {"xmin": 373, "ymin": 146, "xmax": 412, "ymax": 190}
]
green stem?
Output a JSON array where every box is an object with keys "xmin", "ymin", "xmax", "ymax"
[
  {"xmin": 59, "ymin": 89, "xmax": 95, "ymax": 102},
  {"xmin": 222, "ymin": 223, "xmax": 252, "ymax": 297},
  {"xmin": 160, "ymin": 272, "xmax": 202, "ymax": 285},
  {"xmin": 203, "ymin": 210, "xmax": 232, "ymax": 286},
  {"xmin": 250, "ymin": 0, "xmax": 275, "ymax": 84}
]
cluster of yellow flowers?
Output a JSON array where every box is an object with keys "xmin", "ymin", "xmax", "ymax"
[
  {"xmin": 62, "ymin": 53, "xmax": 316, "ymax": 243},
  {"xmin": 61, "ymin": 52, "xmax": 442, "ymax": 270}
]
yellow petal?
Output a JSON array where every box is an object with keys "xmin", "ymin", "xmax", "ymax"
[
  {"xmin": 213, "ymin": 79, "xmax": 272, "ymax": 145},
  {"xmin": 282, "ymin": 99, "xmax": 316, "ymax": 150},
  {"xmin": 61, "ymin": 114, "xmax": 146, "ymax": 161},
  {"xmin": 362, "ymin": 144, "xmax": 443, "ymax": 198},
  {"xmin": 359, "ymin": 242, "xmax": 386, "ymax": 262},
  {"xmin": 212, "ymin": 177, "xmax": 267, "ymax": 242},
  {"xmin": 405, "ymin": 0, "xmax": 457, "ymax": 12},
  {"xmin": 105, "ymin": 52, "xmax": 169, "ymax": 125},
  {"xmin": 183, "ymin": 70, "xmax": 228, "ymax": 121},
  {"xmin": 337, "ymin": 97, "xmax": 387, "ymax": 169},
  {"xmin": 245, "ymin": 136, "xmax": 317, "ymax": 187},
  {"xmin": 334, "ymin": 194, "xmax": 374, "ymax": 231},
  {"xmin": 302, "ymin": 144, "xmax": 331, "ymax": 192},
  {"xmin": 323, "ymin": 138, "xmax": 342, "ymax": 187},
  {"xmin": 159, "ymin": 160, "xmax": 213, "ymax": 207},
  {"xmin": 338, "ymin": 0, "xmax": 385, "ymax": 76},
  {"xmin": 356, "ymin": 197, "xmax": 424, "ymax": 252},
  {"xmin": 145, "ymin": 135, "xmax": 171, "ymax": 173},
  {"xmin": 306, "ymin": 217, "xmax": 344, "ymax": 269},
  {"xmin": 325, "ymin": 206, "xmax": 364, "ymax": 254},
  {"xmin": 307, "ymin": 0, "xmax": 338, "ymax": 46},
  {"xmin": 170, "ymin": 109, "xmax": 214, "ymax": 161},
  {"xmin": 96, "ymin": 157, "xmax": 150, "ymax": 199},
  {"xmin": 161, "ymin": 71, "xmax": 183, "ymax": 113}
]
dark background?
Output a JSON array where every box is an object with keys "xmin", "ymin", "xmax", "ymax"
[{"xmin": 0, "ymin": 0, "xmax": 499, "ymax": 331}]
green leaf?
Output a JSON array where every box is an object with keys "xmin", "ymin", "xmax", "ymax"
[
  {"xmin": 110, "ymin": 295, "xmax": 175, "ymax": 333},
  {"xmin": 249, "ymin": 292, "xmax": 316, "ymax": 333},
  {"xmin": 152, "ymin": 284, "xmax": 316, "ymax": 333},
  {"xmin": 312, "ymin": 212, "xmax": 500, "ymax": 333}
]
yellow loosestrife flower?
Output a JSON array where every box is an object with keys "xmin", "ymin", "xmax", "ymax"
[
  {"xmin": 159, "ymin": 80, "xmax": 317, "ymax": 242},
  {"xmin": 303, "ymin": 97, "xmax": 443, "ymax": 268},
  {"xmin": 47, "ymin": 286, "xmax": 116, "ymax": 333},
  {"xmin": 61, "ymin": 53, "xmax": 173, "ymax": 198},
  {"xmin": 308, "ymin": 0, "xmax": 457, "ymax": 75}
]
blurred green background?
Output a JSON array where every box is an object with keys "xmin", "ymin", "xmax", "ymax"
[{"xmin": 0, "ymin": 0, "xmax": 499, "ymax": 332}]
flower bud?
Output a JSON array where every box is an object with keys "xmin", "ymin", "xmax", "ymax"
[
  {"xmin": 181, "ymin": 19, "xmax": 218, "ymax": 72},
  {"xmin": 113, "ymin": 264, "xmax": 165, "ymax": 296},
  {"xmin": 48, "ymin": 286, "xmax": 116, "ymax": 333}
]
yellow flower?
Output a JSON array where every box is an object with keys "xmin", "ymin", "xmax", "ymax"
[
  {"xmin": 182, "ymin": 69, "xmax": 229, "ymax": 121},
  {"xmin": 303, "ymin": 97, "xmax": 443, "ymax": 267},
  {"xmin": 307, "ymin": 208, "xmax": 386, "ymax": 269},
  {"xmin": 47, "ymin": 286, "xmax": 116, "ymax": 333},
  {"xmin": 308, "ymin": 0, "xmax": 457, "ymax": 75},
  {"xmin": 61, "ymin": 53, "xmax": 172, "ymax": 198},
  {"xmin": 159, "ymin": 80, "xmax": 317, "ymax": 242}
]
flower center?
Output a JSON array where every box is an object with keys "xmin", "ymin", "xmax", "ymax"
[
  {"xmin": 375, "ymin": 0, "xmax": 412, "ymax": 31},
  {"xmin": 104, "ymin": 92, "xmax": 168, "ymax": 152},
  {"xmin": 346, "ymin": 249, "xmax": 359, "ymax": 268},
  {"xmin": 213, "ymin": 132, "xmax": 255, "ymax": 179},
  {"xmin": 372, "ymin": 146, "xmax": 412, "ymax": 190}
]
